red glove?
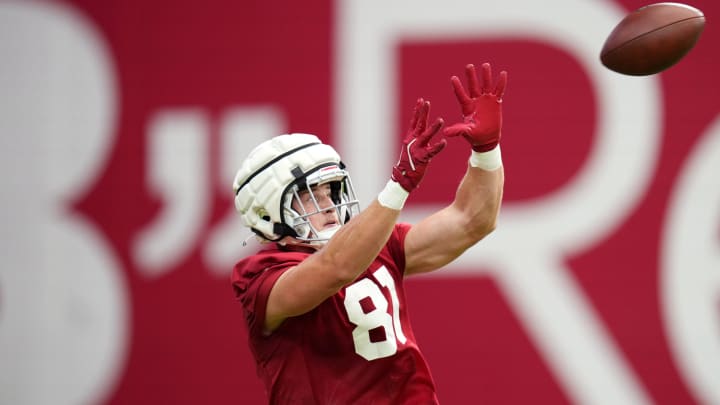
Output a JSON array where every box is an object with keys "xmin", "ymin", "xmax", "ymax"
[
  {"xmin": 444, "ymin": 63, "xmax": 507, "ymax": 152},
  {"xmin": 392, "ymin": 98, "xmax": 447, "ymax": 192}
]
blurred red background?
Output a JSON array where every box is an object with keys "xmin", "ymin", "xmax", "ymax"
[{"xmin": 1, "ymin": 1, "xmax": 718, "ymax": 404}]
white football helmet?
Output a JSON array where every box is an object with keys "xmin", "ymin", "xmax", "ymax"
[{"xmin": 233, "ymin": 133, "xmax": 360, "ymax": 244}]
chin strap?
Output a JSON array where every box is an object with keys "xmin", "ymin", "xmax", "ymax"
[{"xmin": 284, "ymin": 224, "xmax": 341, "ymax": 249}]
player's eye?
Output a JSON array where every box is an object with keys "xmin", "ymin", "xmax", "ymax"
[
  {"xmin": 297, "ymin": 191, "xmax": 312, "ymax": 203},
  {"xmin": 312, "ymin": 185, "xmax": 331, "ymax": 200}
]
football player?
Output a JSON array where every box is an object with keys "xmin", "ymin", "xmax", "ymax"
[{"xmin": 231, "ymin": 63, "xmax": 507, "ymax": 404}]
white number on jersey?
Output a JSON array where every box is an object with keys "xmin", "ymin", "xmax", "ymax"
[{"xmin": 343, "ymin": 266, "xmax": 406, "ymax": 360}]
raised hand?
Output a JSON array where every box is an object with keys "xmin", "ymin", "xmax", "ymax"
[
  {"xmin": 444, "ymin": 63, "xmax": 507, "ymax": 152},
  {"xmin": 391, "ymin": 98, "xmax": 447, "ymax": 192}
]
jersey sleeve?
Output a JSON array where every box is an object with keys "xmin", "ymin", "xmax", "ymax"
[
  {"xmin": 231, "ymin": 249, "xmax": 304, "ymax": 336},
  {"xmin": 384, "ymin": 222, "xmax": 412, "ymax": 275}
]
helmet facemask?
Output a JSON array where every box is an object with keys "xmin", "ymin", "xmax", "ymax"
[{"xmin": 282, "ymin": 164, "xmax": 360, "ymax": 245}]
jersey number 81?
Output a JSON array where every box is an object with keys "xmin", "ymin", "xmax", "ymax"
[{"xmin": 343, "ymin": 266, "xmax": 407, "ymax": 360}]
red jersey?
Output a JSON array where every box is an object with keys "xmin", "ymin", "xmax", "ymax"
[{"xmin": 231, "ymin": 223, "xmax": 439, "ymax": 405}]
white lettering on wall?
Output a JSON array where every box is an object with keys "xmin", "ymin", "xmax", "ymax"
[
  {"xmin": 133, "ymin": 110, "xmax": 211, "ymax": 276},
  {"xmin": 0, "ymin": 2, "xmax": 128, "ymax": 405},
  {"xmin": 662, "ymin": 114, "xmax": 720, "ymax": 405},
  {"xmin": 204, "ymin": 106, "xmax": 286, "ymax": 273},
  {"xmin": 133, "ymin": 106, "xmax": 286, "ymax": 275},
  {"xmin": 336, "ymin": 0, "xmax": 660, "ymax": 404}
]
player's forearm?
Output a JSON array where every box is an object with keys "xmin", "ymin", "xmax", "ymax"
[
  {"xmin": 453, "ymin": 161, "xmax": 504, "ymax": 240},
  {"xmin": 315, "ymin": 97, "xmax": 445, "ymax": 286},
  {"xmin": 264, "ymin": 198, "xmax": 400, "ymax": 330},
  {"xmin": 443, "ymin": 62, "xmax": 506, "ymax": 241},
  {"xmin": 313, "ymin": 199, "xmax": 400, "ymax": 286},
  {"xmin": 402, "ymin": 161, "xmax": 503, "ymax": 275}
]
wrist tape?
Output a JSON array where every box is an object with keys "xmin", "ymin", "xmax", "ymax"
[
  {"xmin": 377, "ymin": 180, "xmax": 409, "ymax": 210},
  {"xmin": 469, "ymin": 145, "xmax": 502, "ymax": 171}
]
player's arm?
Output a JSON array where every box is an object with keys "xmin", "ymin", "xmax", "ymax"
[
  {"xmin": 264, "ymin": 99, "xmax": 447, "ymax": 333},
  {"xmin": 405, "ymin": 63, "xmax": 508, "ymax": 275},
  {"xmin": 404, "ymin": 155, "xmax": 503, "ymax": 275}
]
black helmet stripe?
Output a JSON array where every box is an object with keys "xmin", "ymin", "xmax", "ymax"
[{"xmin": 235, "ymin": 141, "xmax": 319, "ymax": 195}]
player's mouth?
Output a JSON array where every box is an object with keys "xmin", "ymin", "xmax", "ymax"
[{"xmin": 323, "ymin": 221, "xmax": 339, "ymax": 230}]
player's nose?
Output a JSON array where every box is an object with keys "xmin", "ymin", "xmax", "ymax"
[
  {"xmin": 322, "ymin": 202, "xmax": 335, "ymax": 213},
  {"xmin": 316, "ymin": 196, "xmax": 334, "ymax": 212}
]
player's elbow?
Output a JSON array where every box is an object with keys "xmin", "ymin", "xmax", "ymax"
[
  {"xmin": 481, "ymin": 216, "xmax": 498, "ymax": 235},
  {"xmin": 466, "ymin": 212, "xmax": 498, "ymax": 242},
  {"xmin": 475, "ymin": 219, "xmax": 497, "ymax": 241}
]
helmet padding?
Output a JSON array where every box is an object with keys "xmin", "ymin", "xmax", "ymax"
[{"xmin": 233, "ymin": 133, "xmax": 359, "ymax": 243}]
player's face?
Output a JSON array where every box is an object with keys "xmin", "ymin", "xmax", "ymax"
[{"xmin": 294, "ymin": 183, "xmax": 340, "ymax": 233}]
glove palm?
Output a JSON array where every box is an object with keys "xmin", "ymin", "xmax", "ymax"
[{"xmin": 444, "ymin": 63, "xmax": 507, "ymax": 152}]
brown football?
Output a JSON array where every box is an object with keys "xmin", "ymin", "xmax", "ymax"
[{"xmin": 600, "ymin": 2, "xmax": 705, "ymax": 76}]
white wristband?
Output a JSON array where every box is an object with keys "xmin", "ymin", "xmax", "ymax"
[
  {"xmin": 377, "ymin": 180, "xmax": 409, "ymax": 210},
  {"xmin": 469, "ymin": 145, "xmax": 503, "ymax": 171}
]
